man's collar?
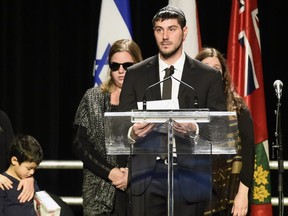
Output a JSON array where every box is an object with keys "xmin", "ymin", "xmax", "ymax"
[{"xmin": 158, "ymin": 51, "xmax": 185, "ymax": 72}]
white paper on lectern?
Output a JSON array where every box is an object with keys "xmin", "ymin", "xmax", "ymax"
[{"xmin": 137, "ymin": 99, "xmax": 179, "ymax": 110}]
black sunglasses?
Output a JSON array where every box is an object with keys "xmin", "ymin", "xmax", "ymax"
[{"xmin": 109, "ymin": 62, "xmax": 134, "ymax": 71}]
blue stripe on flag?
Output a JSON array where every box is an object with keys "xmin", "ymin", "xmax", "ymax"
[
  {"xmin": 115, "ymin": 0, "xmax": 132, "ymax": 35},
  {"xmin": 247, "ymin": 57, "xmax": 256, "ymax": 95},
  {"xmin": 94, "ymin": 44, "xmax": 111, "ymax": 85}
]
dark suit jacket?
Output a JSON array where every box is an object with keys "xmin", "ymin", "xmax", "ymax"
[{"xmin": 118, "ymin": 54, "xmax": 227, "ymax": 202}]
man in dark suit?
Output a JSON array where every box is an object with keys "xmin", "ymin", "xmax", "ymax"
[{"xmin": 118, "ymin": 5, "xmax": 227, "ymax": 216}]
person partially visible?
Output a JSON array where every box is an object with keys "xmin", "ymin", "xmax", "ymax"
[
  {"xmin": 118, "ymin": 5, "xmax": 227, "ymax": 216},
  {"xmin": 73, "ymin": 39, "xmax": 143, "ymax": 216},
  {"xmin": 0, "ymin": 134, "xmax": 43, "ymax": 216},
  {"xmin": 195, "ymin": 47, "xmax": 255, "ymax": 216},
  {"xmin": 0, "ymin": 109, "xmax": 35, "ymax": 203},
  {"xmin": 0, "ymin": 109, "xmax": 14, "ymax": 189}
]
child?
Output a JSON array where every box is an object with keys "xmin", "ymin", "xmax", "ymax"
[{"xmin": 0, "ymin": 134, "xmax": 43, "ymax": 216}]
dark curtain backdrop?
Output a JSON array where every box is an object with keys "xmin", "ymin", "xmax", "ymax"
[{"xmin": 1, "ymin": 0, "xmax": 287, "ymax": 215}]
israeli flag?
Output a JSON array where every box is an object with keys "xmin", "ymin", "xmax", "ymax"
[{"xmin": 93, "ymin": 0, "xmax": 132, "ymax": 85}]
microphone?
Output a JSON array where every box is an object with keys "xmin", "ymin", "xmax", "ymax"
[
  {"xmin": 169, "ymin": 66, "xmax": 199, "ymax": 108},
  {"xmin": 142, "ymin": 67, "xmax": 174, "ymax": 110},
  {"xmin": 273, "ymin": 80, "xmax": 283, "ymax": 100}
]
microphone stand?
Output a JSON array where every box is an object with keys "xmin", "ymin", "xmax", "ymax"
[
  {"xmin": 273, "ymin": 96, "xmax": 284, "ymax": 216},
  {"xmin": 142, "ymin": 76, "xmax": 173, "ymax": 110},
  {"xmin": 171, "ymin": 76, "xmax": 199, "ymax": 108}
]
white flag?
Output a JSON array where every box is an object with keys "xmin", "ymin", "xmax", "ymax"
[
  {"xmin": 93, "ymin": 0, "xmax": 132, "ymax": 85},
  {"xmin": 169, "ymin": 0, "xmax": 201, "ymax": 58}
]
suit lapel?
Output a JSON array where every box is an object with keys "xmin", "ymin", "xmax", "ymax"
[
  {"xmin": 178, "ymin": 55, "xmax": 197, "ymax": 108},
  {"xmin": 144, "ymin": 54, "xmax": 198, "ymax": 106},
  {"xmin": 145, "ymin": 56, "xmax": 162, "ymax": 101}
]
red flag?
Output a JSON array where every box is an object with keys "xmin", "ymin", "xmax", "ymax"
[{"xmin": 227, "ymin": 0, "xmax": 273, "ymax": 215}]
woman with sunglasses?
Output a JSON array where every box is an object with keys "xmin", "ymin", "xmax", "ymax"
[{"xmin": 73, "ymin": 39, "xmax": 143, "ymax": 216}]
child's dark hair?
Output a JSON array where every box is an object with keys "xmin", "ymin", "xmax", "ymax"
[{"xmin": 8, "ymin": 134, "xmax": 43, "ymax": 165}]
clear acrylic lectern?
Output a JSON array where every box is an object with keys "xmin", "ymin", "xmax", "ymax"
[{"xmin": 104, "ymin": 109, "xmax": 238, "ymax": 216}]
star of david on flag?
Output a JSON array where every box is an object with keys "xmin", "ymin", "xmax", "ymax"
[{"xmin": 93, "ymin": 0, "xmax": 132, "ymax": 86}]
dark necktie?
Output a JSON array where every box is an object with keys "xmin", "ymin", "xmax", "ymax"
[{"xmin": 162, "ymin": 67, "xmax": 172, "ymax": 99}]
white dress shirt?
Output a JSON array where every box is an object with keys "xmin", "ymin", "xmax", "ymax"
[{"xmin": 158, "ymin": 51, "xmax": 186, "ymax": 99}]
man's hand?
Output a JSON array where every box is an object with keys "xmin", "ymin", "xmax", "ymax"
[
  {"xmin": 17, "ymin": 177, "xmax": 35, "ymax": 203},
  {"xmin": 131, "ymin": 122, "xmax": 154, "ymax": 140},
  {"xmin": 0, "ymin": 174, "xmax": 13, "ymax": 190},
  {"xmin": 173, "ymin": 122, "xmax": 197, "ymax": 135}
]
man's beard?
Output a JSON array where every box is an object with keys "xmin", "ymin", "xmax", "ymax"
[{"xmin": 160, "ymin": 42, "xmax": 182, "ymax": 59}]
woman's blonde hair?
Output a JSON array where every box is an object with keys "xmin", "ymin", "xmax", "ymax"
[{"xmin": 101, "ymin": 39, "xmax": 143, "ymax": 93}]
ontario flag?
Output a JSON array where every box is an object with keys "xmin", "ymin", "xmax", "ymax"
[
  {"xmin": 168, "ymin": 0, "xmax": 202, "ymax": 57},
  {"xmin": 227, "ymin": 0, "xmax": 273, "ymax": 215},
  {"xmin": 93, "ymin": 0, "xmax": 132, "ymax": 85}
]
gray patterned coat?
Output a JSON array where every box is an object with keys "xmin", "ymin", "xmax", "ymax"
[{"xmin": 74, "ymin": 87, "xmax": 119, "ymax": 215}]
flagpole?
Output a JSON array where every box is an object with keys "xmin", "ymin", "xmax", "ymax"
[{"xmin": 273, "ymin": 95, "xmax": 284, "ymax": 216}]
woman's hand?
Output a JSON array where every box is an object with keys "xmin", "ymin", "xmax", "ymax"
[
  {"xmin": 17, "ymin": 177, "xmax": 35, "ymax": 203},
  {"xmin": 0, "ymin": 174, "xmax": 13, "ymax": 190},
  {"xmin": 109, "ymin": 167, "xmax": 129, "ymax": 191},
  {"xmin": 231, "ymin": 181, "xmax": 249, "ymax": 216}
]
